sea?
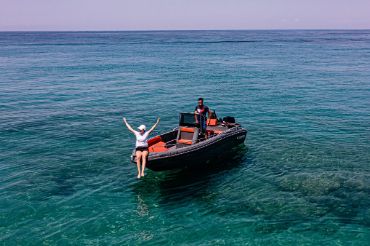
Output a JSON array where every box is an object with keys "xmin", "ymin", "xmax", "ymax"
[{"xmin": 0, "ymin": 30, "xmax": 369, "ymax": 245}]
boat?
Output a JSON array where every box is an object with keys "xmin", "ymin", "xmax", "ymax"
[{"xmin": 131, "ymin": 112, "xmax": 247, "ymax": 171}]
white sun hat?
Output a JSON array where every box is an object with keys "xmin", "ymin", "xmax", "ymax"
[{"xmin": 138, "ymin": 125, "xmax": 146, "ymax": 131}]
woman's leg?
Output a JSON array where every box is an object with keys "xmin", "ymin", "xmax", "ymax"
[
  {"xmin": 135, "ymin": 151, "xmax": 142, "ymax": 178},
  {"xmin": 141, "ymin": 150, "xmax": 148, "ymax": 177}
]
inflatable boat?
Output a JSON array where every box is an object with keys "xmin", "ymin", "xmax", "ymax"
[{"xmin": 131, "ymin": 112, "xmax": 247, "ymax": 171}]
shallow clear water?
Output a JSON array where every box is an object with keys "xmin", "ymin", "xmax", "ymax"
[{"xmin": 1, "ymin": 30, "xmax": 370, "ymax": 245}]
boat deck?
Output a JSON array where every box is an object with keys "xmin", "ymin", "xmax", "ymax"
[{"xmin": 147, "ymin": 125, "xmax": 232, "ymax": 152}]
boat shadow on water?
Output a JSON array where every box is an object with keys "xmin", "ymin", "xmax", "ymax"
[{"xmin": 131, "ymin": 145, "xmax": 249, "ymax": 207}]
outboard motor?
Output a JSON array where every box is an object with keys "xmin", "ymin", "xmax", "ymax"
[{"xmin": 223, "ymin": 116, "xmax": 235, "ymax": 124}]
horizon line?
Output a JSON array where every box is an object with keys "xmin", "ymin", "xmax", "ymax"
[{"xmin": 1, "ymin": 28, "xmax": 370, "ymax": 33}]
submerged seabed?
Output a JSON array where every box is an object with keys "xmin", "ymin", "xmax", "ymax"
[{"xmin": 0, "ymin": 30, "xmax": 370, "ymax": 245}]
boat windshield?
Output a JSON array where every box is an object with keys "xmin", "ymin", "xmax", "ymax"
[{"xmin": 179, "ymin": 113, "xmax": 205, "ymax": 127}]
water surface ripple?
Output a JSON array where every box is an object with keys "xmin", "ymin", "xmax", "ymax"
[{"xmin": 1, "ymin": 30, "xmax": 370, "ymax": 245}]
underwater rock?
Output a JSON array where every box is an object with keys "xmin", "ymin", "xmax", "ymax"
[{"xmin": 279, "ymin": 173, "xmax": 341, "ymax": 196}]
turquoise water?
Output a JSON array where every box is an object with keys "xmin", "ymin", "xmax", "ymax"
[{"xmin": 1, "ymin": 30, "xmax": 370, "ymax": 245}]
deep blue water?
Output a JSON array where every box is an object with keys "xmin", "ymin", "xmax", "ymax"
[{"xmin": 1, "ymin": 30, "xmax": 370, "ymax": 245}]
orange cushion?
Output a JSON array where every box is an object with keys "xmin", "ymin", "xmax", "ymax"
[
  {"xmin": 207, "ymin": 119, "xmax": 218, "ymax": 126},
  {"xmin": 149, "ymin": 146, "xmax": 168, "ymax": 152},
  {"xmin": 151, "ymin": 141, "xmax": 166, "ymax": 147},
  {"xmin": 149, "ymin": 141, "xmax": 168, "ymax": 152},
  {"xmin": 148, "ymin": 136, "xmax": 162, "ymax": 146},
  {"xmin": 180, "ymin": 127, "xmax": 195, "ymax": 133},
  {"xmin": 178, "ymin": 139, "xmax": 192, "ymax": 145}
]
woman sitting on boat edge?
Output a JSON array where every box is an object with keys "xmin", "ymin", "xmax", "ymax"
[{"xmin": 123, "ymin": 117, "xmax": 160, "ymax": 178}]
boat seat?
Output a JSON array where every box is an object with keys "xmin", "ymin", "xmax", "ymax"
[
  {"xmin": 148, "ymin": 136, "xmax": 162, "ymax": 146},
  {"xmin": 207, "ymin": 118, "xmax": 218, "ymax": 126},
  {"xmin": 149, "ymin": 144, "xmax": 168, "ymax": 152},
  {"xmin": 177, "ymin": 127, "xmax": 199, "ymax": 145},
  {"xmin": 148, "ymin": 136, "xmax": 168, "ymax": 152}
]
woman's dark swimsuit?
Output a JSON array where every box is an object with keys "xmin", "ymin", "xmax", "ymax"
[{"xmin": 136, "ymin": 146, "xmax": 149, "ymax": 152}]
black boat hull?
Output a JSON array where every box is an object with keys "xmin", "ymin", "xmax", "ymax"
[{"xmin": 146, "ymin": 127, "xmax": 247, "ymax": 171}]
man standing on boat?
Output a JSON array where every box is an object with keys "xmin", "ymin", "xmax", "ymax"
[{"xmin": 194, "ymin": 97, "xmax": 211, "ymax": 135}]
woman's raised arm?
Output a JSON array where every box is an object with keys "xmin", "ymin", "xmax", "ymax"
[
  {"xmin": 148, "ymin": 118, "xmax": 160, "ymax": 134},
  {"xmin": 123, "ymin": 117, "xmax": 136, "ymax": 134}
]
